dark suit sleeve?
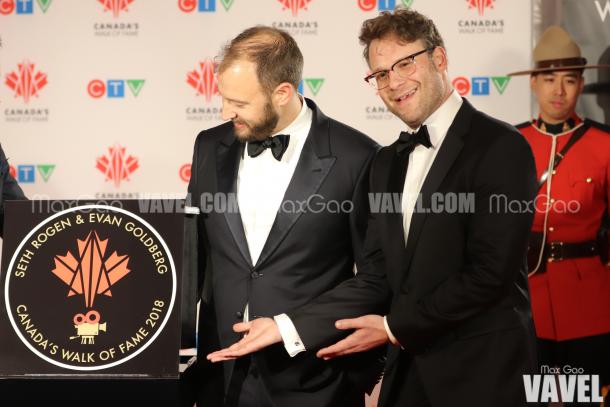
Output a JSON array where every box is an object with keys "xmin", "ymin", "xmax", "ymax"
[
  {"xmin": 349, "ymin": 149, "xmax": 376, "ymax": 263},
  {"xmin": 180, "ymin": 134, "xmax": 201, "ymax": 349},
  {"xmin": 183, "ymin": 133, "xmax": 218, "ymax": 350},
  {"xmin": 386, "ymin": 130, "xmax": 537, "ymax": 350},
  {"xmin": 186, "ymin": 133, "xmax": 213, "ymax": 311},
  {"xmin": 181, "ymin": 133, "xmax": 225, "ymax": 406},
  {"xmin": 290, "ymin": 150, "xmax": 392, "ymax": 350},
  {"xmin": 0, "ymin": 144, "xmax": 27, "ymax": 238}
]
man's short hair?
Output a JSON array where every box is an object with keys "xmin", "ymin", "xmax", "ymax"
[
  {"xmin": 218, "ymin": 26, "xmax": 303, "ymax": 94},
  {"xmin": 359, "ymin": 8, "xmax": 445, "ymax": 62}
]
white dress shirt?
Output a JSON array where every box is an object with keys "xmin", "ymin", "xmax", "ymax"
[
  {"xmin": 384, "ymin": 90, "xmax": 463, "ymax": 346},
  {"xmin": 237, "ymin": 99, "xmax": 311, "ymax": 265},
  {"xmin": 236, "ymin": 97, "xmax": 312, "ymax": 355},
  {"xmin": 279, "ymin": 91, "xmax": 464, "ymax": 356}
]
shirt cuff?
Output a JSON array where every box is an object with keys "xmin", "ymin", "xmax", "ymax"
[
  {"xmin": 384, "ymin": 315, "xmax": 402, "ymax": 347},
  {"xmin": 274, "ymin": 314, "xmax": 306, "ymax": 357}
]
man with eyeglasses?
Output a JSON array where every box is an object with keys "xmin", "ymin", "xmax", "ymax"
[{"xmin": 208, "ymin": 9, "xmax": 538, "ymax": 406}]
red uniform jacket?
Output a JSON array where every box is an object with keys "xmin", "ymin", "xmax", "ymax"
[{"xmin": 518, "ymin": 117, "xmax": 610, "ymax": 341}]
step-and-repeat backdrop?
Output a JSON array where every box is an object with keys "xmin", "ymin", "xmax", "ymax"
[{"xmin": 1, "ymin": 0, "xmax": 534, "ymax": 200}]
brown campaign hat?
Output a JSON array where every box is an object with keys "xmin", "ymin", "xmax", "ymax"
[
  {"xmin": 508, "ymin": 26, "xmax": 610, "ymax": 76},
  {"xmin": 583, "ymin": 46, "xmax": 610, "ymax": 94}
]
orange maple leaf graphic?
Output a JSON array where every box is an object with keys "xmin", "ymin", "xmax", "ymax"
[
  {"xmin": 187, "ymin": 59, "xmax": 218, "ymax": 103},
  {"xmin": 98, "ymin": 0, "xmax": 134, "ymax": 18},
  {"xmin": 96, "ymin": 145, "xmax": 139, "ymax": 188},
  {"xmin": 278, "ymin": 0, "xmax": 312, "ymax": 17},
  {"xmin": 467, "ymin": 0, "xmax": 495, "ymax": 16},
  {"xmin": 52, "ymin": 231, "xmax": 131, "ymax": 308},
  {"xmin": 5, "ymin": 60, "xmax": 48, "ymax": 104}
]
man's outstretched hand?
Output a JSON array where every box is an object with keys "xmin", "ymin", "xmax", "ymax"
[
  {"xmin": 207, "ymin": 314, "xmax": 390, "ymax": 362},
  {"xmin": 207, "ymin": 317, "xmax": 282, "ymax": 362},
  {"xmin": 316, "ymin": 314, "xmax": 389, "ymax": 360}
]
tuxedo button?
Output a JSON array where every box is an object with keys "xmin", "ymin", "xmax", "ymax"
[
  {"xmin": 235, "ymin": 311, "xmax": 243, "ymax": 319},
  {"xmin": 250, "ymin": 271, "xmax": 262, "ymax": 279}
]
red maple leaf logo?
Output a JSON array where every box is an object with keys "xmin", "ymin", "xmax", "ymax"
[
  {"xmin": 467, "ymin": 0, "xmax": 495, "ymax": 16},
  {"xmin": 187, "ymin": 59, "xmax": 218, "ymax": 103},
  {"xmin": 96, "ymin": 145, "xmax": 139, "ymax": 187},
  {"xmin": 278, "ymin": 0, "xmax": 312, "ymax": 17},
  {"xmin": 4, "ymin": 60, "xmax": 48, "ymax": 104},
  {"xmin": 98, "ymin": 0, "xmax": 134, "ymax": 18},
  {"xmin": 52, "ymin": 231, "xmax": 131, "ymax": 308}
]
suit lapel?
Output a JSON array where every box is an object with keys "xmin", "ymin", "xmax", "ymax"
[
  {"xmin": 382, "ymin": 148, "xmax": 409, "ymax": 266},
  {"xmin": 216, "ymin": 131, "xmax": 253, "ymax": 267},
  {"xmin": 255, "ymin": 98, "xmax": 336, "ymax": 268},
  {"xmin": 402, "ymin": 99, "xmax": 474, "ymax": 275}
]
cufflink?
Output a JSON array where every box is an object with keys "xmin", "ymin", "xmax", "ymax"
[{"xmin": 184, "ymin": 206, "xmax": 201, "ymax": 215}]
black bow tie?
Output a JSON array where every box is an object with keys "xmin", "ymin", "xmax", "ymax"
[
  {"xmin": 396, "ymin": 125, "xmax": 432, "ymax": 155},
  {"xmin": 247, "ymin": 134, "xmax": 290, "ymax": 161}
]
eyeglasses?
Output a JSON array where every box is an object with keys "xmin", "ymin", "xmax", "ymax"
[{"xmin": 364, "ymin": 47, "xmax": 435, "ymax": 90}]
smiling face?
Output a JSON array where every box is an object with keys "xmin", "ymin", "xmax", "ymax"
[
  {"xmin": 218, "ymin": 59, "xmax": 280, "ymax": 142},
  {"xmin": 368, "ymin": 36, "xmax": 449, "ymax": 129},
  {"xmin": 530, "ymin": 70, "xmax": 583, "ymax": 124}
]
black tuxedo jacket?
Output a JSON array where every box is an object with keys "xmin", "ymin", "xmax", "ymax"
[
  {"xmin": 0, "ymin": 144, "xmax": 26, "ymax": 237},
  {"xmin": 290, "ymin": 99, "xmax": 539, "ymax": 406},
  {"xmin": 186, "ymin": 98, "xmax": 383, "ymax": 406}
]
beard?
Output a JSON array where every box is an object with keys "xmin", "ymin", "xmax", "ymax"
[{"xmin": 233, "ymin": 99, "xmax": 280, "ymax": 142}]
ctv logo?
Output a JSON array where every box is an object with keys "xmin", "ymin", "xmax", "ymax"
[
  {"xmin": 87, "ymin": 79, "xmax": 145, "ymax": 98},
  {"xmin": 595, "ymin": 0, "xmax": 610, "ymax": 22},
  {"xmin": 4, "ymin": 60, "xmax": 48, "ymax": 104},
  {"xmin": 452, "ymin": 76, "xmax": 510, "ymax": 96},
  {"xmin": 187, "ymin": 59, "xmax": 218, "ymax": 103},
  {"xmin": 298, "ymin": 78, "xmax": 324, "ymax": 96},
  {"xmin": 357, "ymin": 0, "xmax": 412, "ymax": 11},
  {"xmin": 467, "ymin": 0, "xmax": 495, "ymax": 16},
  {"xmin": 96, "ymin": 145, "xmax": 139, "ymax": 188},
  {"xmin": 98, "ymin": 0, "xmax": 134, "ymax": 18},
  {"xmin": 0, "ymin": 0, "xmax": 51, "ymax": 14},
  {"xmin": 279, "ymin": 0, "xmax": 313, "ymax": 17},
  {"xmin": 9, "ymin": 164, "xmax": 55, "ymax": 183},
  {"xmin": 178, "ymin": 0, "xmax": 234, "ymax": 12},
  {"xmin": 523, "ymin": 366, "xmax": 603, "ymax": 403}
]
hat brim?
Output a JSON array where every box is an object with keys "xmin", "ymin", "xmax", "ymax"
[
  {"xmin": 508, "ymin": 64, "xmax": 610, "ymax": 76},
  {"xmin": 583, "ymin": 82, "xmax": 610, "ymax": 94}
]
